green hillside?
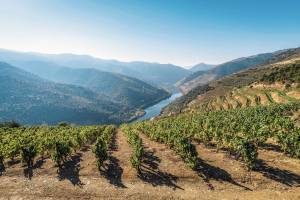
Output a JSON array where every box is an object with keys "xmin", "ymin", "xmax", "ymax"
[
  {"xmin": 163, "ymin": 48, "xmax": 300, "ymax": 115},
  {"xmin": 44, "ymin": 67, "xmax": 170, "ymax": 109},
  {"xmin": 0, "ymin": 62, "xmax": 160, "ymax": 125},
  {"xmin": 177, "ymin": 48, "xmax": 300, "ymax": 93}
]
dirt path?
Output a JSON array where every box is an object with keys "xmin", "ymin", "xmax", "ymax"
[
  {"xmin": 257, "ymin": 145, "xmax": 300, "ymax": 188},
  {"xmin": 287, "ymin": 91, "xmax": 300, "ymax": 100},
  {"xmin": 193, "ymin": 141, "xmax": 300, "ymax": 192},
  {"xmin": 193, "ymin": 142, "xmax": 250, "ymax": 190},
  {"xmin": 270, "ymin": 92, "xmax": 289, "ymax": 103},
  {"xmin": 138, "ymin": 133, "xmax": 198, "ymax": 188},
  {"xmin": 109, "ymin": 130, "xmax": 136, "ymax": 180}
]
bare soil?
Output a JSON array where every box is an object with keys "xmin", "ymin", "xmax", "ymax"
[
  {"xmin": 0, "ymin": 130, "xmax": 299, "ymax": 200},
  {"xmin": 270, "ymin": 92, "xmax": 289, "ymax": 104},
  {"xmin": 287, "ymin": 91, "xmax": 300, "ymax": 100}
]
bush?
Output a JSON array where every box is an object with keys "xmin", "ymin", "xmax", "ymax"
[
  {"xmin": 93, "ymin": 137, "xmax": 108, "ymax": 170},
  {"xmin": 20, "ymin": 146, "xmax": 37, "ymax": 167},
  {"xmin": 51, "ymin": 141, "xmax": 71, "ymax": 167},
  {"xmin": 121, "ymin": 125, "xmax": 144, "ymax": 172},
  {"xmin": 58, "ymin": 122, "xmax": 69, "ymax": 127},
  {"xmin": 0, "ymin": 121, "xmax": 21, "ymax": 128}
]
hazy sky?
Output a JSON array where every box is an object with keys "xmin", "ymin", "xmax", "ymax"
[{"xmin": 0, "ymin": 0, "xmax": 300, "ymax": 66}]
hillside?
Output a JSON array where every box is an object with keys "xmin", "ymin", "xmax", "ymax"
[
  {"xmin": 196, "ymin": 82, "xmax": 300, "ymax": 112},
  {"xmin": 188, "ymin": 54, "xmax": 300, "ymax": 113},
  {"xmin": 0, "ymin": 62, "xmax": 165, "ymax": 125},
  {"xmin": 0, "ymin": 49, "xmax": 191, "ymax": 91},
  {"xmin": 188, "ymin": 63, "xmax": 216, "ymax": 72},
  {"xmin": 177, "ymin": 48, "xmax": 300, "ymax": 93},
  {"xmin": 5, "ymin": 63, "xmax": 171, "ymax": 110},
  {"xmin": 164, "ymin": 48, "xmax": 300, "ymax": 115},
  {"xmin": 51, "ymin": 67, "xmax": 170, "ymax": 109}
]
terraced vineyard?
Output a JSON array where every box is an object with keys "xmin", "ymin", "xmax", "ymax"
[
  {"xmin": 164, "ymin": 54, "xmax": 300, "ymax": 116},
  {"xmin": 197, "ymin": 83, "xmax": 300, "ymax": 111}
]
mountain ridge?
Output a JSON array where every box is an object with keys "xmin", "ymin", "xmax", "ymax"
[
  {"xmin": 0, "ymin": 62, "xmax": 170, "ymax": 125},
  {"xmin": 188, "ymin": 63, "xmax": 216, "ymax": 72},
  {"xmin": 177, "ymin": 48, "xmax": 300, "ymax": 94},
  {"xmin": 0, "ymin": 49, "xmax": 191, "ymax": 91}
]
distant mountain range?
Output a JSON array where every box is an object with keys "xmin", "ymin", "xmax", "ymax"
[
  {"xmin": 0, "ymin": 62, "xmax": 170, "ymax": 125},
  {"xmin": 0, "ymin": 49, "xmax": 191, "ymax": 91},
  {"xmin": 0, "ymin": 62, "xmax": 119, "ymax": 124}
]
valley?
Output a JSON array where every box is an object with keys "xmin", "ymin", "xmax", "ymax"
[
  {"xmin": 1, "ymin": 47, "xmax": 300, "ymax": 200},
  {"xmin": 0, "ymin": 60, "xmax": 172, "ymax": 125},
  {"xmin": 1, "ymin": 1, "xmax": 300, "ymax": 199}
]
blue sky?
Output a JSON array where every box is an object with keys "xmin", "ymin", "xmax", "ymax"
[{"xmin": 0, "ymin": 0, "xmax": 300, "ymax": 66}]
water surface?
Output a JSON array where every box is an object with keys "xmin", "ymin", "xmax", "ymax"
[{"xmin": 135, "ymin": 93, "xmax": 182, "ymax": 121}]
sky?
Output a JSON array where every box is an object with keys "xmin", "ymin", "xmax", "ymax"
[{"xmin": 0, "ymin": 0, "xmax": 300, "ymax": 67}]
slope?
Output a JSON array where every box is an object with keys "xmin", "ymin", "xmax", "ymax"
[
  {"xmin": 46, "ymin": 67, "xmax": 171, "ymax": 109},
  {"xmin": 163, "ymin": 48, "xmax": 300, "ymax": 115},
  {"xmin": 0, "ymin": 62, "xmax": 140, "ymax": 125},
  {"xmin": 1, "ymin": 126, "xmax": 299, "ymax": 199},
  {"xmin": 0, "ymin": 49, "xmax": 171, "ymax": 111},
  {"xmin": 189, "ymin": 54, "xmax": 300, "ymax": 112},
  {"xmin": 178, "ymin": 47, "xmax": 300, "ymax": 93},
  {"xmin": 188, "ymin": 63, "xmax": 216, "ymax": 72}
]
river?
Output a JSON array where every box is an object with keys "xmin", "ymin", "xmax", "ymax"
[{"xmin": 135, "ymin": 92, "xmax": 182, "ymax": 121}]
